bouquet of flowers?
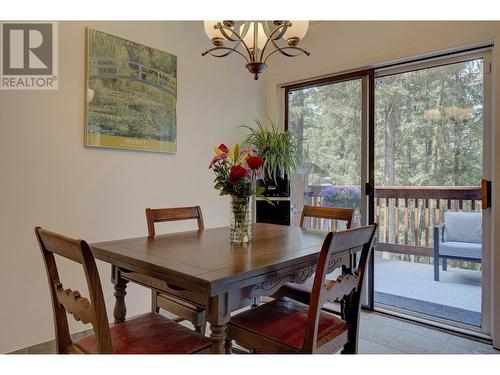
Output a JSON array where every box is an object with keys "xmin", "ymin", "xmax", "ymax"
[
  {"xmin": 209, "ymin": 143, "xmax": 266, "ymax": 243},
  {"xmin": 209, "ymin": 143, "xmax": 266, "ymax": 196}
]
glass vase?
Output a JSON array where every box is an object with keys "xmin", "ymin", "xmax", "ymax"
[{"xmin": 229, "ymin": 195, "xmax": 252, "ymax": 243}]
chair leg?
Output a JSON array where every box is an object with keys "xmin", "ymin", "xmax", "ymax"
[
  {"xmin": 224, "ymin": 338, "xmax": 232, "ymax": 354},
  {"xmin": 251, "ymin": 297, "xmax": 261, "ymax": 308},
  {"xmin": 341, "ymin": 294, "xmax": 359, "ymax": 354},
  {"xmin": 433, "ymin": 253, "xmax": 440, "ymax": 282},
  {"xmin": 195, "ymin": 322, "xmax": 207, "ymax": 336},
  {"xmin": 341, "ymin": 341, "xmax": 356, "ymax": 354},
  {"xmin": 433, "ymin": 226, "xmax": 440, "ymax": 282},
  {"xmin": 442, "ymin": 257, "xmax": 447, "ymax": 271},
  {"xmin": 151, "ymin": 290, "xmax": 160, "ymax": 313}
]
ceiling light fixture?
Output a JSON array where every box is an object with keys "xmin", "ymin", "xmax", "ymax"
[{"xmin": 202, "ymin": 21, "xmax": 310, "ymax": 80}]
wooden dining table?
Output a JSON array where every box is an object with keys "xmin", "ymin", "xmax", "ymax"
[{"xmin": 90, "ymin": 223, "xmax": 331, "ymax": 353}]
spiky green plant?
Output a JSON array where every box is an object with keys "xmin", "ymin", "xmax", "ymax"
[{"xmin": 241, "ymin": 118, "xmax": 299, "ymax": 182}]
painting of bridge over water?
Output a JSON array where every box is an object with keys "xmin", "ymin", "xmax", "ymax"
[{"xmin": 85, "ymin": 28, "xmax": 177, "ymax": 153}]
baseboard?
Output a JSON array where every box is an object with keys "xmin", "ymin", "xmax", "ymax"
[{"xmin": 8, "ymin": 328, "xmax": 94, "ymax": 354}]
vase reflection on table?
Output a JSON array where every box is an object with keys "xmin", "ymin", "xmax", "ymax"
[{"xmin": 209, "ymin": 143, "xmax": 267, "ymax": 243}]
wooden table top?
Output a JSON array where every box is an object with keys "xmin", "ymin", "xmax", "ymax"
[{"xmin": 91, "ymin": 223, "xmax": 326, "ymax": 295}]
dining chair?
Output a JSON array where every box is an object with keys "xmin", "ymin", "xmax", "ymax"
[
  {"xmin": 273, "ymin": 205, "xmax": 355, "ymax": 305},
  {"xmin": 300, "ymin": 205, "xmax": 355, "ymax": 230},
  {"xmin": 35, "ymin": 227, "xmax": 211, "ymax": 354},
  {"xmin": 226, "ymin": 224, "xmax": 377, "ymax": 354},
  {"xmin": 145, "ymin": 206, "xmax": 207, "ymax": 334}
]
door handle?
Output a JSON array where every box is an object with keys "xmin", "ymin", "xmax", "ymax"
[
  {"xmin": 481, "ymin": 179, "xmax": 491, "ymax": 209},
  {"xmin": 365, "ymin": 182, "xmax": 374, "ymax": 197}
]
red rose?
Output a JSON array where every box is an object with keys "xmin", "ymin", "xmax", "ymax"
[
  {"xmin": 217, "ymin": 144, "xmax": 229, "ymax": 154},
  {"xmin": 229, "ymin": 165, "xmax": 249, "ymax": 184},
  {"xmin": 246, "ymin": 156, "xmax": 265, "ymax": 170}
]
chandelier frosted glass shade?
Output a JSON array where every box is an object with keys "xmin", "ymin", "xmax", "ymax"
[
  {"xmin": 202, "ymin": 21, "xmax": 310, "ymax": 80},
  {"xmin": 203, "ymin": 21, "xmax": 224, "ymax": 40},
  {"xmin": 239, "ymin": 22, "xmax": 267, "ymax": 50},
  {"xmin": 282, "ymin": 21, "xmax": 309, "ymax": 44}
]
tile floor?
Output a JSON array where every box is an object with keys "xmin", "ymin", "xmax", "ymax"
[{"xmin": 357, "ymin": 311, "xmax": 497, "ymax": 354}]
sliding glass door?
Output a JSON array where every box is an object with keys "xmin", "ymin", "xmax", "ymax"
[
  {"xmin": 373, "ymin": 52, "xmax": 491, "ymax": 334},
  {"xmin": 284, "ymin": 48, "xmax": 491, "ymax": 336},
  {"xmin": 285, "ymin": 71, "xmax": 373, "ymax": 310},
  {"xmin": 285, "ymin": 71, "xmax": 372, "ymax": 232}
]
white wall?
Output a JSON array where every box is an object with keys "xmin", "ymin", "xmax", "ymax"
[
  {"xmin": 265, "ymin": 21, "xmax": 500, "ymax": 348},
  {"xmin": 0, "ymin": 21, "xmax": 265, "ymax": 353}
]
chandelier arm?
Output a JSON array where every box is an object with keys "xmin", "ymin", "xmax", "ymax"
[
  {"xmin": 273, "ymin": 21, "xmax": 291, "ymax": 40},
  {"xmin": 259, "ymin": 22, "xmax": 290, "ymax": 61},
  {"xmin": 263, "ymin": 46, "xmax": 310, "ymax": 63},
  {"xmin": 269, "ymin": 37, "xmax": 283, "ymax": 52},
  {"xmin": 216, "ymin": 23, "xmax": 238, "ymax": 42},
  {"xmin": 262, "ymin": 21, "xmax": 290, "ymax": 41},
  {"xmin": 216, "ymin": 23, "xmax": 253, "ymax": 59},
  {"xmin": 274, "ymin": 24, "xmax": 290, "ymax": 40},
  {"xmin": 202, "ymin": 46, "xmax": 250, "ymax": 63}
]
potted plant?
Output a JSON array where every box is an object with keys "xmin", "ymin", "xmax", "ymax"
[{"xmin": 241, "ymin": 119, "xmax": 299, "ymax": 195}]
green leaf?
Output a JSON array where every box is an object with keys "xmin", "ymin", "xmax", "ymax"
[
  {"xmin": 257, "ymin": 195, "xmax": 275, "ymax": 205},
  {"xmin": 255, "ymin": 186, "xmax": 266, "ymax": 195},
  {"xmin": 234, "ymin": 143, "xmax": 240, "ymax": 162},
  {"xmin": 239, "ymin": 118, "xmax": 299, "ymax": 183}
]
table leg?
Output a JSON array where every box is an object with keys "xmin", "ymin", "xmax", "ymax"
[
  {"xmin": 112, "ymin": 267, "xmax": 129, "ymax": 323},
  {"xmin": 209, "ymin": 324, "xmax": 227, "ymax": 354},
  {"xmin": 207, "ymin": 294, "xmax": 231, "ymax": 354}
]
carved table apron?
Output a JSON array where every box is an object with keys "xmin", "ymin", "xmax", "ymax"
[{"xmin": 90, "ymin": 223, "xmax": 330, "ymax": 353}]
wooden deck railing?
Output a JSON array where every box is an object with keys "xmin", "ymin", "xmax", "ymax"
[{"xmin": 304, "ymin": 185, "xmax": 482, "ymax": 257}]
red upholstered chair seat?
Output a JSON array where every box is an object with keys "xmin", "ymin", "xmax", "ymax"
[
  {"xmin": 229, "ymin": 297, "xmax": 348, "ymax": 350},
  {"xmin": 76, "ymin": 313, "xmax": 210, "ymax": 354}
]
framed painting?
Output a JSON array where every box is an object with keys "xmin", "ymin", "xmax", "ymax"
[{"xmin": 85, "ymin": 28, "xmax": 177, "ymax": 153}]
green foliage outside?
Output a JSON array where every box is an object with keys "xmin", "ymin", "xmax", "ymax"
[
  {"xmin": 375, "ymin": 60, "xmax": 483, "ymax": 187},
  {"xmin": 288, "ymin": 60, "xmax": 483, "ymax": 187},
  {"xmin": 290, "ymin": 79, "xmax": 362, "ymax": 186},
  {"xmin": 288, "ymin": 59, "xmax": 484, "ymax": 270}
]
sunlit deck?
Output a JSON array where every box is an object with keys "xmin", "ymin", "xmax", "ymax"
[{"xmin": 374, "ymin": 256, "xmax": 482, "ymax": 326}]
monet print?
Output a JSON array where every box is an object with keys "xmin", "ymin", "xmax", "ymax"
[{"xmin": 85, "ymin": 28, "xmax": 177, "ymax": 153}]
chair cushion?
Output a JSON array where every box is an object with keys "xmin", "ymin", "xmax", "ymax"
[
  {"xmin": 443, "ymin": 212, "xmax": 482, "ymax": 243},
  {"xmin": 229, "ymin": 297, "xmax": 348, "ymax": 350},
  {"xmin": 439, "ymin": 241, "xmax": 482, "ymax": 260},
  {"xmin": 75, "ymin": 313, "xmax": 210, "ymax": 354}
]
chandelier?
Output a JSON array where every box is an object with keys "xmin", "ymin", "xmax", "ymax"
[{"xmin": 202, "ymin": 21, "xmax": 310, "ymax": 80}]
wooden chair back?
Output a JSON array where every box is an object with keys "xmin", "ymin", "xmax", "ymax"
[
  {"xmin": 145, "ymin": 206, "xmax": 204, "ymax": 237},
  {"xmin": 300, "ymin": 205, "xmax": 355, "ymax": 231},
  {"xmin": 35, "ymin": 227, "xmax": 112, "ymax": 353},
  {"xmin": 303, "ymin": 224, "xmax": 377, "ymax": 353}
]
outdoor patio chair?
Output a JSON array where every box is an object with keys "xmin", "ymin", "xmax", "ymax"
[{"xmin": 434, "ymin": 211, "xmax": 482, "ymax": 281}]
